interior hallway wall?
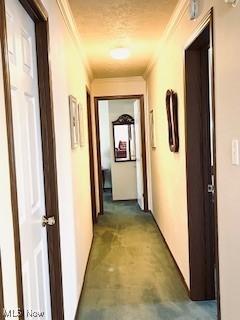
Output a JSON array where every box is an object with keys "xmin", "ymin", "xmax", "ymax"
[
  {"xmin": 145, "ymin": 1, "xmax": 240, "ymax": 319},
  {"xmin": 0, "ymin": 0, "xmax": 93, "ymax": 318},
  {"xmin": 91, "ymin": 77, "xmax": 153, "ymax": 214}
]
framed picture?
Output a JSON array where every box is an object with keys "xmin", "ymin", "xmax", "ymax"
[
  {"xmin": 149, "ymin": 109, "xmax": 156, "ymax": 148},
  {"xmin": 78, "ymin": 103, "xmax": 85, "ymax": 147},
  {"xmin": 69, "ymin": 95, "xmax": 79, "ymax": 149}
]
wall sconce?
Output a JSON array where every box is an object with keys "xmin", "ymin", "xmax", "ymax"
[{"xmin": 225, "ymin": 0, "xmax": 239, "ymax": 7}]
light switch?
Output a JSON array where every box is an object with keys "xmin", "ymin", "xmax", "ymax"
[{"xmin": 232, "ymin": 139, "xmax": 239, "ymax": 165}]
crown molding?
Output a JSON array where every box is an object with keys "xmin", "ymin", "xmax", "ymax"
[
  {"xmin": 144, "ymin": 0, "xmax": 189, "ymax": 78},
  {"xmin": 56, "ymin": 0, "xmax": 93, "ymax": 80}
]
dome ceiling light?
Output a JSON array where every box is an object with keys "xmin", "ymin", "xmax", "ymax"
[{"xmin": 110, "ymin": 48, "xmax": 130, "ymax": 60}]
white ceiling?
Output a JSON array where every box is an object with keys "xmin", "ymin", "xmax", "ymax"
[{"xmin": 68, "ymin": 0, "xmax": 178, "ymax": 78}]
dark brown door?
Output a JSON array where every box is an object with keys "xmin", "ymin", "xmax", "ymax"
[
  {"xmin": 185, "ymin": 20, "xmax": 219, "ymax": 302},
  {"xmin": 87, "ymin": 89, "xmax": 97, "ymax": 224}
]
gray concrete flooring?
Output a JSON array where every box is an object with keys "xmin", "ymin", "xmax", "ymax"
[{"xmin": 76, "ymin": 192, "xmax": 217, "ymax": 320}]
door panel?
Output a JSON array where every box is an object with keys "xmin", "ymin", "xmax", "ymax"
[
  {"xmin": 134, "ymin": 100, "xmax": 144, "ymax": 210},
  {"xmin": 6, "ymin": 0, "xmax": 52, "ymax": 317}
]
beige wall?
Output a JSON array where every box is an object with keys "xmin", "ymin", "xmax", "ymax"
[
  {"xmin": 48, "ymin": 1, "xmax": 93, "ymax": 317},
  {"xmin": 146, "ymin": 1, "xmax": 240, "ymax": 319},
  {"xmin": 0, "ymin": 0, "xmax": 93, "ymax": 318},
  {"xmin": 91, "ymin": 77, "xmax": 153, "ymax": 213},
  {"xmin": 214, "ymin": 2, "xmax": 240, "ymax": 319}
]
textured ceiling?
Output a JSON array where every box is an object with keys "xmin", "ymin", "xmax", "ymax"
[{"xmin": 68, "ymin": 0, "xmax": 178, "ymax": 78}]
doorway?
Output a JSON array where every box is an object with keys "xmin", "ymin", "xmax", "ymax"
[
  {"xmin": 185, "ymin": 11, "xmax": 220, "ymax": 316},
  {"xmin": 0, "ymin": 0, "xmax": 64, "ymax": 318},
  {"xmin": 94, "ymin": 95, "xmax": 148, "ymax": 214}
]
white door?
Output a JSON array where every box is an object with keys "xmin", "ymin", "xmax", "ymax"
[
  {"xmin": 134, "ymin": 100, "xmax": 144, "ymax": 210},
  {"xmin": 6, "ymin": 0, "xmax": 52, "ymax": 318}
]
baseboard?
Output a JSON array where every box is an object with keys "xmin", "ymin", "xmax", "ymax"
[
  {"xmin": 150, "ymin": 211, "xmax": 190, "ymax": 296},
  {"xmin": 103, "ymin": 187, "xmax": 112, "ymax": 192},
  {"xmin": 112, "ymin": 198, "xmax": 137, "ymax": 202},
  {"xmin": 74, "ymin": 236, "xmax": 94, "ymax": 319}
]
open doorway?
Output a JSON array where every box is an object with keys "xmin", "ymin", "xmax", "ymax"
[
  {"xmin": 94, "ymin": 95, "xmax": 148, "ymax": 214},
  {"xmin": 185, "ymin": 11, "xmax": 220, "ymax": 317}
]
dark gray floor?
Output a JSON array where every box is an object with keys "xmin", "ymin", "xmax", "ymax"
[{"xmin": 76, "ymin": 192, "xmax": 217, "ymax": 320}]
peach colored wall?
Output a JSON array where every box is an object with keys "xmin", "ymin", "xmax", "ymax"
[
  {"xmin": 146, "ymin": 1, "xmax": 240, "ymax": 319},
  {"xmin": 48, "ymin": 3, "xmax": 93, "ymax": 316},
  {"xmin": 214, "ymin": 3, "xmax": 240, "ymax": 319}
]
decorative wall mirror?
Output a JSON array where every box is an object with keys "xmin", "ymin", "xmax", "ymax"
[
  {"xmin": 112, "ymin": 114, "xmax": 136, "ymax": 162},
  {"xmin": 166, "ymin": 90, "xmax": 179, "ymax": 152}
]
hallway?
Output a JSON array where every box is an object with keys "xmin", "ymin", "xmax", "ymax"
[{"xmin": 76, "ymin": 193, "xmax": 217, "ymax": 320}]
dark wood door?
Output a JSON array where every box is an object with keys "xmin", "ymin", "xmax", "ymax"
[
  {"xmin": 185, "ymin": 23, "xmax": 217, "ymax": 301},
  {"xmin": 87, "ymin": 90, "xmax": 97, "ymax": 224}
]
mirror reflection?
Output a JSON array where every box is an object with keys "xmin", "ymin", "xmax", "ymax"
[{"xmin": 113, "ymin": 114, "xmax": 136, "ymax": 162}]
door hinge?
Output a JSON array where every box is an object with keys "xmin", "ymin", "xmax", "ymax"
[
  {"xmin": 207, "ymin": 184, "xmax": 215, "ymax": 194},
  {"xmin": 42, "ymin": 215, "xmax": 56, "ymax": 227}
]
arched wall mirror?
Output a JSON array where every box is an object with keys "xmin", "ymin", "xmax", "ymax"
[
  {"xmin": 166, "ymin": 90, "xmax": 179, "ymax": 152},
  {"xmin": 112, "ymin": 114, "xmax": 136, "ymax": 162}
]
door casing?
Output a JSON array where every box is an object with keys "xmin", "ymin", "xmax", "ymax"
[
  {"xmin": 86, "ymin": 88, "xmax": 97, "ymax": 224},
  {"xmin": 0, "ymin": 0, "xmax": 64, "ymax": 318},
  {"xmin": 94, "ymin": 95, "xmax": 149, "ymax": 214},
  {"xmin": 0, "ymin": 254, "xmax": 4, "ymax": 315},
  {"xmin": 184, "ymin": 9, "xmax": 221, "ymax": 319}
]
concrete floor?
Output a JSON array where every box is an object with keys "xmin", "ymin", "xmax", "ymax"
[{"xmin": 76, "ymin": 192, "xmax": 217, "ymax": 320}]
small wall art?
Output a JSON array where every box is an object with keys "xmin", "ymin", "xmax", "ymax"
[{"xmin": 69, "ymin": 95, "xmax": 79, "ymax": 149}]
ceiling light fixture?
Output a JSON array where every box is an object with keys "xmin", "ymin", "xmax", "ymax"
[{"xmin": 110, "ymin": 47, "xmax": 130, "ymax": 60}]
